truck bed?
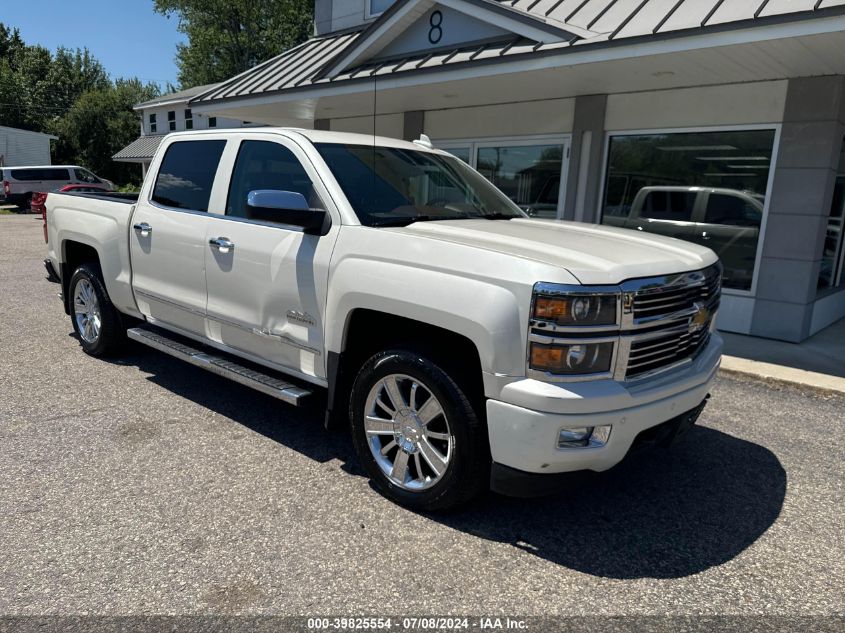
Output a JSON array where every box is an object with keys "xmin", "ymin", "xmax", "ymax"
[
  {"xmin": 55, "ymin": 190, "xmax": 140, "ymax": 204},
  {"xmin": 46, "ymin": 189, "xmax": 140, "ymax": 318}
]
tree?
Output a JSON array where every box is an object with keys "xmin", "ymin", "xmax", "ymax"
[
  {"xmin": 0, "ymin": 21, "xmax": 158, "ymax": 185},
  {"xmin": 50, "ymin": 79, "xmax": 160, "ymax": 185},
  {"xmin": 153, "ymin": 0, "xmax": 313, "ymax": 88}
]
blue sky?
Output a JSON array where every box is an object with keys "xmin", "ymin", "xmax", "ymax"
[{"xmin": 3, "ymin": 1, "xmax": 186, "ymax": 88}]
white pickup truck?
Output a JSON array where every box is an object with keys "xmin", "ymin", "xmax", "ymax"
[{"xmin": 44, "ymin": 128, "xmax": 722, "ymax": 510}]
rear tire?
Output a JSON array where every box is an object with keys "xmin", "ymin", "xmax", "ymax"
[
  {"xmin": 22, "ymin": 192, "xmax": 32, "ymax": 212},
  {"xmin": 68, "ymin": 263, "xmax": 126, "ymax": 357},
  {"xmin": 349, "ymin": 349, "xmax": 489, "ymax": 511}
]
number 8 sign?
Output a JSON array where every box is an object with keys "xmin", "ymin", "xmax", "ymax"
[{"xmin": 428, "ymin": 10, "xmax": 443, "ymax": 45}]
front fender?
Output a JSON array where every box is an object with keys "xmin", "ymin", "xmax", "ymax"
[{"xmin": 326, "ymin": 258, "xmax": 527, "ymax": 377}]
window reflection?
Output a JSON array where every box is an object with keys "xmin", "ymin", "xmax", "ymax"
[
  {"xmin": 476, "ymin": 144, "xmax": 562, "ymax": 219},
  {"xmin": 601, "ymin": 130, "xmax": 775, "ymax": 291}
]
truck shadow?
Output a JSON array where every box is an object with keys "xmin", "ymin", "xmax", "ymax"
[{"xmin": 117, "ymin": 343, "xmax": 786, "ymax": 581}]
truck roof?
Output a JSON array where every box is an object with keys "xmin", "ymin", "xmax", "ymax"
[{"xmin": 163, "ymin": 127, "xmax": 438, "ymax": 152}]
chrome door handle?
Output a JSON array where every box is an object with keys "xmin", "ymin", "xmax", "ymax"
[
  {"xmin": 209, "ymin": 237, "xmax": 235, "ymax": 253},
  {"xmin": 133, "ymin": 222, "xmax": 152, "ymax": 237}
]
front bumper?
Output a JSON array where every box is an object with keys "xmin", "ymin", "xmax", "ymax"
[
  {"xmin": 490, "ymin": 398, "xmax": 708, "ymax": 497},
  {"xmin": 486, "ymin": 333, "xmax": 721, "ymax": 491}
]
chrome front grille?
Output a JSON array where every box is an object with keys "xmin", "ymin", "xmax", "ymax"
[
  {"xmin": 631, "ymin": 269, "xmax": 721, "ymax": 321},
  {"xmin": 633, "ymin": 271, "xmax": 720, "ymax": 319},
  {"xmin": 622, "ymin": 265, "xmax": 721, "ymax": 380},
  {"xmin": 625, "ymin": 326, "xmax": 712, "ymax": 379}
]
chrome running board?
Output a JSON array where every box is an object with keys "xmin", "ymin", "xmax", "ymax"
[{"xmin": 127, "ymin": 326, "xmax": 312, "ymax": 406}]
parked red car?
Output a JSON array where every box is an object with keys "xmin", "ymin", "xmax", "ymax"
[
  {"xmin": 30, "ymin": 184, "xmax": 110, "ymax": 215},
  {"xmin": 34, "ymin": 184, "xmax": 111, "ymax": 251}
]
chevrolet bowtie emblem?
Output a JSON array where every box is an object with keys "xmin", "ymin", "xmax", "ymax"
[{"xmin": 690, "ymin": 302, "xmax": 710, "ymax": 332}]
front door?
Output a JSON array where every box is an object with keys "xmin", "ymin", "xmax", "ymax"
[
  {"xmin": 203, "ymin": 136, "xmax": 338, "ymax": 380},
  {"xmin": 130, "ymin": 138, "xmax": 227, "ymax": 336}
]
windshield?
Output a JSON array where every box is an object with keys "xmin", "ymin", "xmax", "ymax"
[{"xmin": 314, "ymin": 142, "xmax": 526, "ymax": 226}]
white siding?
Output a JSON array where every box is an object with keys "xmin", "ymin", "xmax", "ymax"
[
  {"xmin": 329, "ymin": 113, "xmax": 404, "ymax": 137},
  {"xmin": 0, "ymin": 127, "xmax": 52, "ymax": 166},
  {"xmin": 425, "ymin": 98, "xmax": 576, "ymax": 139},
  {"xmin": 141, "ymin": 105, "xmax": 252, "ymax": 135},
  {"xmin": 605, "ymin": 81, "xmax": 789, "ymax": 131}
]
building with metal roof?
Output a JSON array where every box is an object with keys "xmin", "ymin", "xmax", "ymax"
[
  {"xmin": 185, "ymin": 0, "xmax": 845, "ymax": 342},
  {"xmin": 114, "ymin": 83, "xmax": 258, "ymax": 174}
]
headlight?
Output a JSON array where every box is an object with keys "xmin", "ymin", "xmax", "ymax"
[
  {"xmin": 532, "ymin": 293, "xmax": 617, "ymax": 327},
  {"xmin": 529, "ymin": 342, "xmax": 614, "ymax": 375}
]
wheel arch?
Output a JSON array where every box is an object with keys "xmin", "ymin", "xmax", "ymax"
[
  {"xmin": 325, "ymin": 307, "xmax": 490, "ymax": 430},
  {"xmin": 61, "ymin": 240, "xmax": 101, "ymax": 314}
]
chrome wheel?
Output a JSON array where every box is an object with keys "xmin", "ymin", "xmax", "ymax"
[
  {"xmin": 73, "ymin": 278, "xmax": 101, "ymax": 344},
  {"xmin": 364, "ymin": 373, "xmax": 454, "ymax": 491}
]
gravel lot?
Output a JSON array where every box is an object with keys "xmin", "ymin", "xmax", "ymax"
[{"xmin": 0, "ymin": 213, "xmax": 843, "ymax": 617}]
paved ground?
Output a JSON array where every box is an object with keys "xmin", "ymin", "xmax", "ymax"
[{"xmin": 1, "ymin": 214, "xmax": 843, "ymax": 616}]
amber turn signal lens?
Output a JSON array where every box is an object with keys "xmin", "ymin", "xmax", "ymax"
[
  {"xmin": 534, "ymin": 297, "xmax": 570, "ymax": 320},
  {"xmin": 530, "ymin": 342, "xmax": 614, "ymax": 375},
  {"xmin": 530, "ymin": 344, "xmax": 565, "ymax": 369}
]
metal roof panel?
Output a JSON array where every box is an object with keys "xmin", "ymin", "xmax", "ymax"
[
  {"xmin": 703, "ymin": 0, "xmax": 761, "ymax": 26},
  {"xmin": 758, "ymin": 0, "xmax": 817, "ymax": 17},
  {"xmin": 656, "ymin": 0, "xmax": 722, "ymax": 32},
  {"xmin": 112, "ymin": 135, "xmax": 166, "ymax": 161}
]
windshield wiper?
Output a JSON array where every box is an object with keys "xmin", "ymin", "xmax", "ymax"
[{"xmin": 368, "ymin": 213, "xmax": 472, "ymax": 227}]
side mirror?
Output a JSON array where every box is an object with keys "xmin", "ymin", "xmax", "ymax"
[{"xmin": 247, "ymin": 189, "xmax": 329, "ymax": 235}]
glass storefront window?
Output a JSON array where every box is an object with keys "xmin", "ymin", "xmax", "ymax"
[
  {"xmin": 476, "ymin": 144, "xmax": 563, "ymax": 219},
  {"xmin": 443, "ymin": 147, "xmax": 471, "ymax": 164},
  {"xmin": 818, "ymin": 138, "xmax": 845, "ymax": 291},
  {"xmin": 601, "ymin": 129, "xmax": 775, "ymax": 291}
]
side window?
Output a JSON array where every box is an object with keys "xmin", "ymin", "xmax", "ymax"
[
  {"xmin": 73, "ymin": 169, "xmax": 100, "ymax": 184},
  {"xmin": 152, "ymin": 140, "xmax": 226, "ymax": 212},
  {"xmin": 168, "ymin": 110, "xmax": 176, "ymax": 132},
  {"xmin": 639, "ymin": 191, "xmax": 696, "ymax": 221},
  {"xmin": 149, "ymin": 113, "xmax": 157, "ymax": 134},
  {"xmin": 11, "ymin": 169, "xmax": 38, "ymax": 181},
  {"xmin": 42, "ymin": 168, "xmax": 70, "ymax": 181},
  {"xmin": 704, "ymin": 193, "xmax": 762, "ymax": 226},
  {"xmin": 226, "ymin": 140, "xmax": 323, "ymax": 223}
]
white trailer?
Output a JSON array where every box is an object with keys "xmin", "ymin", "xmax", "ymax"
[{"xmin": 0, "ymin": 126, "xmax": 56, "ymax": 168}]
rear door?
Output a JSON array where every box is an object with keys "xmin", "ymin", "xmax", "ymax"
[
  {"xmin": 129, "ymin": 138, "xmax": 227, "ymax": 336},
  {"xmin": 203, "ymin": 134, "xmax": 339, "ymax": 380}
]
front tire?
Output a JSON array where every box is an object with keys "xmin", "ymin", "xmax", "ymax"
[
  {"xmin": 69, "ymin": 263, "xmax": 125, "ymax": 357},
  {"xmin": 350, "ymin": 349, "xmax": 489, "ymax": 511}
]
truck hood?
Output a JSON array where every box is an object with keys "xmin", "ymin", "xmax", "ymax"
[{"xmin": 391, "ymin": 218, "xmax": 717, "ymax": 285}]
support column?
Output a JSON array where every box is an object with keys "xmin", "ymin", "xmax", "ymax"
[
  {"xmin": 562, "ymin": 94, "xmax": 607, "ymax": 223},
  {"xmin": 750, "ymin": 76, "xmax": 845, "ymax": 342}
]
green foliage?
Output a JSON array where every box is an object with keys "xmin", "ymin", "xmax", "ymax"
[
  {"xmin": 0, "ymin": 22, "xmax": 160, "ymax": 186},
  {"xmin": 153, "ymin": 0, "xmax": 313, "ymax": 87},
  {"xmin": 50, "ymin": 80, "xmax": 160, "ymax": 185}
]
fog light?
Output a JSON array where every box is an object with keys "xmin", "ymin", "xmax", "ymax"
[
  {"xmin": 558, "ymin": 427, "xmax": 592, "ymax": 448},
  {"xmin": 591, "ymin": 425, "xmax": 612, "ymax": 445},
  {"xmin": 557, "ymin": 425, "xmax": 612, "ymax": 449}
]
